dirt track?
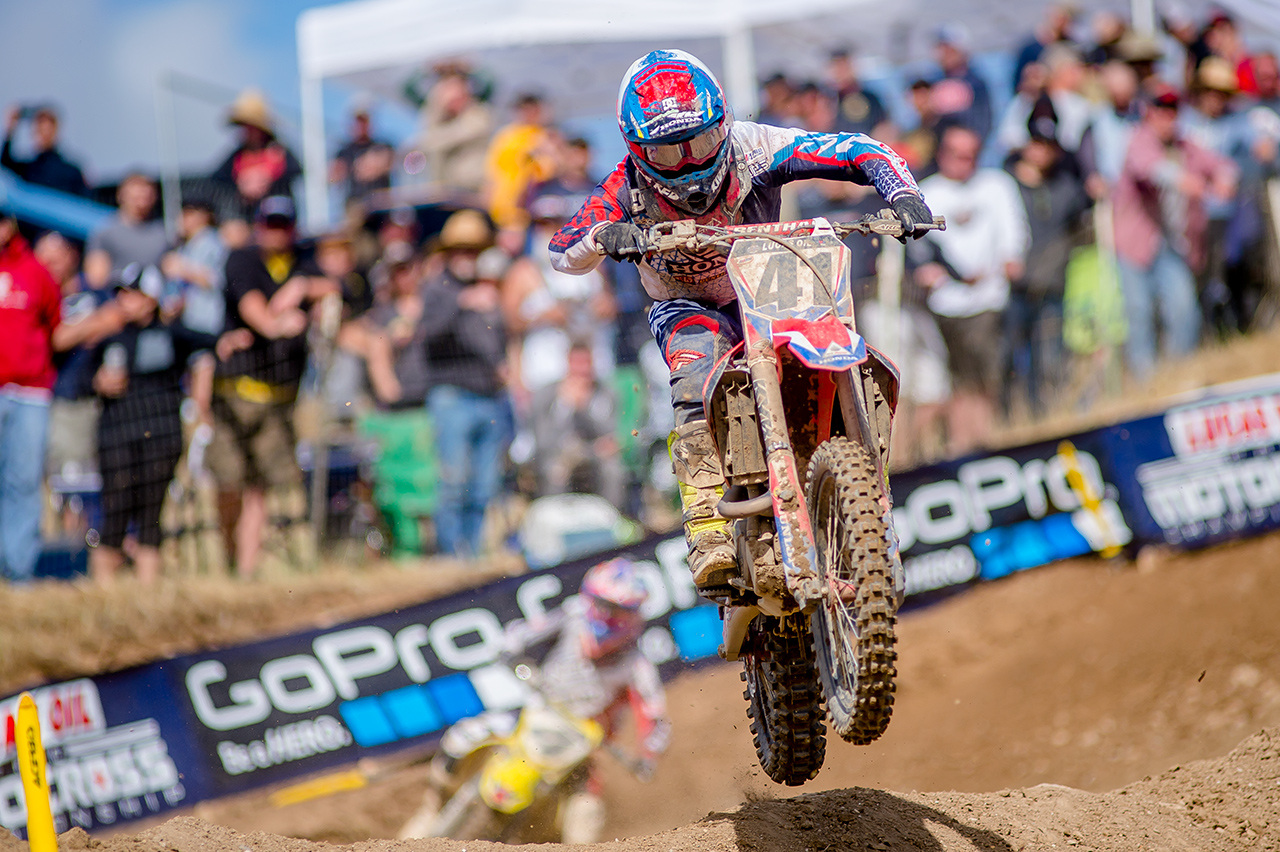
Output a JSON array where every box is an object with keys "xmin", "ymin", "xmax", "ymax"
[
  {"xmin": 101, "ymin": 532, "xmax": 1280, "ymax": 849},
  {"xmin": 5, "ymin": 531, "xmax": 1280, "ymax": 849},
  {"xmin": 5, "ymin": 726, "xmax": 1278, "ymax": 852}
]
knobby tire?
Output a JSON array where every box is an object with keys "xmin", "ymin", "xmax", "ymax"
[
  {"xmin": 742, "ymin": 612, "xmax": 827, "ymax": 785},
  {"xmin": 806, "ymin": 437, "xmax": 899, "ymax": 744}
]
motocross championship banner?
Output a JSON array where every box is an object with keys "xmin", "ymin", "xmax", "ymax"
[
  {"xmin": 0, "ymin": 535, "xmax": 718, "ymax": 839},
  {"xmin": 9, "ymin": 372, "xmax": 1280, "ymax": 838}
]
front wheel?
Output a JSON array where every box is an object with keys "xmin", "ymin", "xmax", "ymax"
[
  {"xmin": 742, "ymin": 612, "xmax": 826, "ymax": 785},
  {"xmin": 806, "ymin": 438, "xmax": 899, "ymax": 743}
]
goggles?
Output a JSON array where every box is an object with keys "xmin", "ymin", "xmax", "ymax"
[{"xmin": 632, "ymin": 122, "xmax": 728, "ymax": 171}]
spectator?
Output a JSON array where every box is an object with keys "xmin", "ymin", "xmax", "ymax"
[
  {"xmin": 206, "ymin": 196, "xmax": 333, "ymax": 577},
  {"xmin": 917, "ymin": 125, "xmax": 1029, "ymax": 453},
  {"xmin": 757, "ymin": 73, "xmax": 795, "ymax": 126},
  {"xmin": 826, "ymin": 49, "xmax": 887, "ymax": 136},
  {"xmin": 1011, "ymin": 3, "xmax": 1079, "ymax": 91},
  {"xmin": 793, "ymin": 82, "xmax": 837, "ymax": 133},
  {"xmin": 89, "ymin": 265, "xmax": 216, "ymax": 585},
  {"xmin": 996, "ymin": 61, "xmax": 1050, "ymax": 159},
  {"xmin": 484, "ymin": 93, "xmax": 555, "ymax": 230},
  {"xmin": 1114, "ymin": 31, "xmax": 1166, "ymax": 93},
  {"xmin": 1006, "ymin": 106, "xmax": 1092, "ymax": 414},
  {"xmin": 0, "ymin": 213, "xmax": 62, "ymax": 583},
  {"xmin": 417, "ymin": 70, "xmax": 493, "ymax": 194},
  {"xmin": 1080, "ymin": 60, "xmax": 1142, "ymax": 199},
  {"xmin": 2, "ymin": 104, "xmax": 88, "ymax": 196},
  {"xmin": 531, "ymin": 343, "xmax": 625, "ymax": 507},
  {"xmin": 1084, "ymin": 11, "xmax": 1128, "ymax": 66},
  {"xmin": 1181, "ymin": 57, "xmax": 1251, "ymax": 335},
  {"xmin": 210, "ymin": 90, "xmax": 302, "ymax": 225},
  {"xmin": 420, "ymin": 209, "xmax": 507, "ymax": 557},
  {"xmin": 932, "ymin": 23, "xmax": 994, "ymax": 142},
  {"xmin": 330, "ymin": 105, "xmax": 394, "ymax": 205},
  {"xmin": 36, "ymin": 233, "xmax": 124, "ymax": 486},
  {"xmin": 357, "ymin": 241, "xmax": 429, "ymax": 407},
  {"xmin": 163, "ymin": 195, "xmax": 228, "ymax": 336},
  {"xmin": 901, "ymin": 79, "xmax": 942, "ymax": 177},
  {"xmin": 314, "ymin": 231, "xmax": 373, "ymax": 319},
  {"xmin": 84, "ymin": 172, "xmax": 168, "ymax": 287},
  {"xmin": 999, "ymin": 45, "xmax": 1093, "ymax": 156},
  {"xmin": 1113, "ymin": 88, "xmax": 1236, "ymax": 378},
  {"xmin": 506, "ymin": 141, "xmax": 616, "ymax": 397}
]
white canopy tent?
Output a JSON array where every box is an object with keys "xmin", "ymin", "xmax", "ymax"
[{"xmin": 296, "ymin": 0, "xmax": 1280, "ymax": 232}]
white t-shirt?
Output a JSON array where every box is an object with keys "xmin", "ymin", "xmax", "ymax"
[{"xmin": 919, "ymin": 169, "xmax": 1029, "ymax": 318}]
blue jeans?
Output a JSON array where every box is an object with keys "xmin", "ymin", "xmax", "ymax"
[
  {"xmin": 0, "ymin": 390, "xmax": 51, "ymax": 583},
  {"xmin": 1119, "ymin": 242, "xmax": 1200, "ymax": 379},
  {"xmin": 427, "ymin": 386, "xmax": 507, "ymax": 557}
]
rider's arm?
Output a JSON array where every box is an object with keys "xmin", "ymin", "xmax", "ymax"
[
  {"xmin": 741, "ymin": 121, "xmax": 922, "ymax": 202},
  {"xmin": 548, "ymin": 164, "xmax": 631, "ymax": 276},
  {"xmin": 626, "ymin": 655, "xmax": 671, "ymax": 761}
]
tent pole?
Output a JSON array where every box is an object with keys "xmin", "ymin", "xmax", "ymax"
[
  {"xmin": 153, "ymin": 71, "xmax": 183, "ymax": 244},
  {"xmin": 1131, "ymin": 0, "xmax": 1156, "ymax": 34},
  {"xmin": 722, "ymin": 21, "xmax": 759, "ymax": 119},
  {"xmin": 300, "ymin": 71, "xmax": 329, "ymax": 234}
]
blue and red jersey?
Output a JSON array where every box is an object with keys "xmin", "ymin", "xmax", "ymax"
[{"xmin": 549, "ymin": 121, "xmax": 921, "ymax": 305}]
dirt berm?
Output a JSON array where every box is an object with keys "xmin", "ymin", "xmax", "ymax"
[{"xmin": 4, "ymin": 726, "xmax": 1277, "ymax": 852}]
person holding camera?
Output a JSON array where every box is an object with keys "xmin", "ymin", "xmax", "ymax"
[{"xmin": 2, "ymin": 103, "xmax": 88, "ymax": 197}]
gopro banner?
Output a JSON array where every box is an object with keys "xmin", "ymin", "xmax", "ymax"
[
  {"xmin": 1, "ymin": 535, "xmax": 716, "ymax": 838},
  {"xmin": 889, "ymin": 432, "xmax": 1133, "ymax": 600}
]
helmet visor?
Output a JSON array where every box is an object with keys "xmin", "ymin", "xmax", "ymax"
[{"xmin": 632, "ymin": 122, "xmax": 728, "ymax": 172}]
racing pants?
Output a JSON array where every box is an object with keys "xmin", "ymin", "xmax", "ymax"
[{"xmin": 647, "ymin": 298, "xmax": 743, "ymax": 426}]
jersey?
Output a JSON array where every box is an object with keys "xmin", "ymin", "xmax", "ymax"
[
  {"xmin": 506, "ymin": 598, "xmax": 670, "ymax": 760},
  {"xmin": 549, "ymin": 121, "xmax": 920, "ymax": 305}
]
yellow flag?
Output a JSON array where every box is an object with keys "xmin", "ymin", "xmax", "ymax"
[{"xmin": 15, "ymin": 693, "xmax": 58, "ymax": 852}]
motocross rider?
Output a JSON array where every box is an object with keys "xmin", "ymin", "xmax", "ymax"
[
  {"xmin": 550, "ymin": 49, "xmax": 934, "ymax": 592},
  {"xmin": 412, "ymin": 558, "xmax": 669, "ymax": 843}
]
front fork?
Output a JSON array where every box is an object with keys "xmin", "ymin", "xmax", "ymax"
[{"xmin": 745, "ymin": 338, "xmax": 824, "ymax": 610}]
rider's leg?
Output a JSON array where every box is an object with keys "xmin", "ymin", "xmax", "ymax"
[{"xmin": 648, "ymin": 299, "xmax": 742, "ymax": 588}]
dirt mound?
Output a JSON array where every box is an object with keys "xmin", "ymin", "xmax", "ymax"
[{"xmin": 4, "ymin": 727, "xmax": 1276, "ymax": 852}]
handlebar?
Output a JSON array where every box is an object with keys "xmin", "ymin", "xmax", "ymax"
[{"xmin": 645, "ymin": 209, "xmax": 946, "ymax": 254}]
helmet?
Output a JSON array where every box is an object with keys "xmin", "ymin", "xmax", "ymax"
[
  {"xmin": 617, "ymin": 49, "xmax": 733, "ymax": 215},
  {"xmin": 580, "ymin": 558, "xmax": 649, "ymax": 659}
]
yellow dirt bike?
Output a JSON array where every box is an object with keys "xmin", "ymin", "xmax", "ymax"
[
  {"xmin": 646, "ymin": 211, "xmax": 944, "ymax": 785},
  {"xmin": 400, "ymin": 664, "xmax": 619, "ymax": 844}
]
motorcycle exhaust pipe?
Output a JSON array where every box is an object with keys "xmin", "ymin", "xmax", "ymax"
[{"xmin": 718, "ymin": 487, "xmax": 773, "ymax": 518}]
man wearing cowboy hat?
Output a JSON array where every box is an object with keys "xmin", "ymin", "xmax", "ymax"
[
  {"xmin": 210, "ymin": 89, "xmax": 302, "ymax": 224},
  {"xmin": 419, "ymin": 209, "xmax": 508, "ymax": 557}
]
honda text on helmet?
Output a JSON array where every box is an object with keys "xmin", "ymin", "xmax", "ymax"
[{"xmin": 618, "ymin": 49, "xmax": 732, "ymax": 215}]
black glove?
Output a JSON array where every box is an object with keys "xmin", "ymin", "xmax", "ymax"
[
  {"xmin": 595, "ymin": 221, "xmax": 648, "ymax": 262},
  {"xmin": 890, "ymin": 194, "xmax": 934, "ymax": 242}
]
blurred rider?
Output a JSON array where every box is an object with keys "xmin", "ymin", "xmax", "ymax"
[
  {"xmin": 404, "ymin": 558, "xmax": 669, "ymax": 844},
  {"xmin": 549, "ymin": 49, "xmax": 933, "ymax": 592}
]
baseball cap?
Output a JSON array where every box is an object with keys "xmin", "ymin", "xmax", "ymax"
[
  {"xmin": 936, "ymin": 22, "xmax": 971, "ymax": 51},
  {"xmin": 256, "ymin": 196, "xmax": 296, "ymax": 225},
  {"xmin": 114, "ymin": 263, "xmax": 165, "ymax": 301},
  {"xmin": 1151, "ymin": 86, "xmax": 1181, "ymax": 109}
]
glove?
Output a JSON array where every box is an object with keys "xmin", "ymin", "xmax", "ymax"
[
  {"xmin": 594, "ymin": 221, "xmax": 648, "ymax": 262},
  {"xmin": 890, "ymin": 194, "xmax": 934, "ymax": 242}
]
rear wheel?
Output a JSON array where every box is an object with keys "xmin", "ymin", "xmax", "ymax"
[
  {"xmin": 742, "ymin": 612, "xmax": 826, "ymax": 785},
  {"xmin": 806, "ymin": 438, "xmax": 899, "ymax": 744}
]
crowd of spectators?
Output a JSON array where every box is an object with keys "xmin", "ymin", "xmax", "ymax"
[{"xmin": 3, "ymin": 4, "xmax": 1280, "ymax": 584}]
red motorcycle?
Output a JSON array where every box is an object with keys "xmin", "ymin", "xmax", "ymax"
[{"xmin": 647, "ymin": 211, "xmax": 944, "ymax": 784}]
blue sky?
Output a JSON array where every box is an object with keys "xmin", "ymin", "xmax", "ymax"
[{"xmin": 0, "ymin": 0, "xmax": 414, "ymax": 181}]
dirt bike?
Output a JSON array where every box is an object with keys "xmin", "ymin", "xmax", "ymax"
[
  {"xmin": 399, "ymin": 663, "xmax": 625, "ymax": 844},
  {"xmin": 646, "ymin": 210, "xmax": 945, "ymax": 785}
]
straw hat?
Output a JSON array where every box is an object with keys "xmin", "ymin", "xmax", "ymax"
[
  {"xmin": 438, "ymin": 209, "xmax": 494, "ymax": 252},
  {"xmin": 1196, "ymin": 57, "xmax": 1239, "ymax": 94},
  {"xmin": 227, "ymin": 89, "xmax": 276, "ymax": 136}
]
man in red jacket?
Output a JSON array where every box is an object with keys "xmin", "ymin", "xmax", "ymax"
[{"xmin": 0, "ymin": 212, "xmax": 61, "ymax": 583}]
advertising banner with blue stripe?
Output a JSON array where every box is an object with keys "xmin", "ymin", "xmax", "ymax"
[{"xmin": 1, "ymin": 535, "xmax": 716, "ymax": 839}]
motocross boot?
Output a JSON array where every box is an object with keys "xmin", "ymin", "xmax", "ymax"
[{"xmin": 668, "ymin": 421, "xmax": 737, "ymax": 590}]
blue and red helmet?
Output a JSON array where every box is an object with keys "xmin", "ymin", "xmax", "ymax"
[
  {"xmin": 580, "ymin": 558, "xmax": 649, "ymax": 659},
  {"xmin": 617, "ymin": 49, "xmax": 733, "ymax": 215}
]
